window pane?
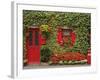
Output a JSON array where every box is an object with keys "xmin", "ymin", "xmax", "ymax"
[
  {"xmin": 35, "ymin": 31, "xmax": 39, "ymax": 45},
  {"xmin": 29, "ymin": 31, "xmax": 33, "ymax": 46}
]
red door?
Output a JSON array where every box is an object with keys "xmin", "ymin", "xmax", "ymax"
[{"xmin": 26, "ymin": 28, "xmax": 40, "ymax": 64}]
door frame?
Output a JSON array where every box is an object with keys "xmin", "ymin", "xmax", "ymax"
[{"xmin": 26, "ymin": 27, "xmax": 40, "ymax": 64}]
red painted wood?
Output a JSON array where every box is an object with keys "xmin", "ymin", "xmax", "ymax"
[
  {"xmin": 26, "ymin": 28, "xmax": 40, "ymax": 64},
  {"xmin": 40, "ymin": 34, "xmax": 46, "ymax": 45},
  {"xmin": 87, "ymin": 48, "xmax": 91, "ymax": 64},
  {"xmin": 57, "ymin": 28, "xmax": 76, "ymax": 46},
  {"xmin": 57, "ymin": 28, "xmax": 63, "ymax": 45},
  {"xmin": 70, "ymin": 32, "xmax": 76, "ymax": 45}
]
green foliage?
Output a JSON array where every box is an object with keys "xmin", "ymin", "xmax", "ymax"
[
  {"xmin": 23, "ymin": 10, "xmax": 91, "ymax": 55},
  {"xmin": 40, "ymin": 46, "xmax": 52, "ymax": 62},
  {"xmin": 73, "ymin": 26, "xmax": 89, "ymax": 54},
  {"xmin": 40, "ymin": 24, "xmax": 51, "ymax": 39},
  {"xmin": 42, "ymin": 31, "xmax": 50, "ymax": 39},
  {"xmin": 45, "ymin": 28, "xmax": 67, "ymax": 54},
  {"xmin": 40, "ymin": 24, "xmax": 49, "ymax": 32}
]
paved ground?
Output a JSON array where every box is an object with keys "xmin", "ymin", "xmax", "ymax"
[{"xmin": 23, "ymin": 64, "xmax": 90, "ymax": 69}]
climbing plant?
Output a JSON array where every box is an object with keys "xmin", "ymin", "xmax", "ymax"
[{"xmin": 23, "ymin": 10, "xmax": 91, "ymax": 54}]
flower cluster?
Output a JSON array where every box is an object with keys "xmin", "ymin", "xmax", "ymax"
[
  {"xmin": 50, "ymin": 52, "xmax": 86, "ymax": 64},
  {"xmin": 40, "ymin": 24, "xmax": 51, "ymax": 32}
]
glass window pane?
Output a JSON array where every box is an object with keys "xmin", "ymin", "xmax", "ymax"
[
  {"xmin": 29, "ymin": 31, "xmax": 33, "ymax": 46},
  {"xmin": 35, "ymin": 31, "xmax": 39, "ymax": 45}
]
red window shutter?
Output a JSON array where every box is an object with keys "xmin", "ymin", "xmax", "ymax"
[
  {"xmin": 70, "ymin": 32, "xmax": 76, "ymax": 45},
  {"xmin": 57, "ymin": 29, "xmax": 63, "ymax": 44},
  {"xmin": 40, "ymin": 34, "xmax": 46, "ymax": 45}
]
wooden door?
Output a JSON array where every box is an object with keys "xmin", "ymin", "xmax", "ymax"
[{"xmin": 27, "ymin": 28, "xmax": 40, "ymax": 64}]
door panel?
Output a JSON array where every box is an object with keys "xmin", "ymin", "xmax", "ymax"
[
  {"xmin": 29, "ymin": 31, "xmax": 33, "ymax": 46},
  {"xmin": 27, "ymin": 29, "xmax": 40, "ymax": 64},
  {"xmin": 35, "ymin": 31, "xmax": 39, "ymax": 45}
]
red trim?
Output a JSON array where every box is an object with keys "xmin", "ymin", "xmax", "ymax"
[
  {"xmin": 57, "ymin": 28, "xmax": 63, "ymax": 45},
  {"xmin": 70, "ymin": 32, "xmax": 76, "ymax": 45},
  {"xmin": 26, "ymin": 28, "xmax": 40, "ymax": 64}
]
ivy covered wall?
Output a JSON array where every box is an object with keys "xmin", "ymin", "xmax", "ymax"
[{"xmin": 23, "ymin": 10, "xmax": 91, "ymax": 55}]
